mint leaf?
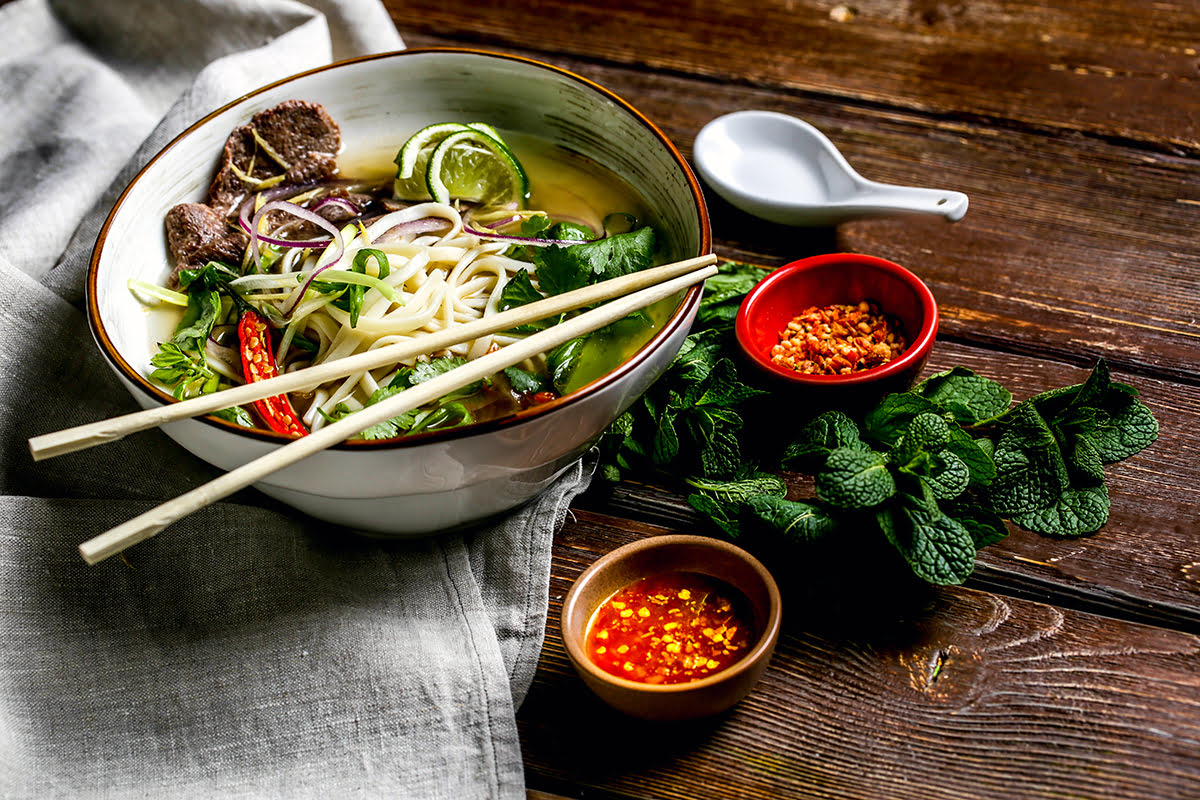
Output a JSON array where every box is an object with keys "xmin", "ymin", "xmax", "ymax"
[
  {"xmin": 1067, "ymin": 434, "xmax": 1106, "ymax": 484},
  {"xmin": 863, "ymin": 392, "xmax": 940, "ymax": 447},
  {"xmin": 925, "ymin": 450, "xmax": 971, "ymax": 500},
  {"xmin": 651, "ymin": 391, "xmax": 683, "ymax": 464},
  {"xmin": 695, "ymin": 262, "xmax": 770, "ymax": 327},
  {"xmin": 878, "ymin": 494, "xmax": 977, "ymax": 585},
  {"xmin": 945, "ymin": 426, "xmax": 997, "ymax": 486},
  {"xmin": 547, "ymin": 337, "xmax": 586, "ymax": 394},
  {"xmin": 211, "ymin": 404, "xmax": 256, "ymax": 428},
  {"xmin": 1009, "ymin": 484, "xmax": 1109, "ymax": 536},
  {"xmin": 915, "ymin": 366, "xmax": 1012, "ymax": 425},
  {"xmin": 687, "ymin": 471, "xmax": 787, "ymax": 538},
  {"xmin": 781, "ymin": 410, "xmax": 866, "ymax": 469},
  {"xmin": 668, "ymin": 328, "xmax": 725, "ymax": 384},
  {"xmin": 688, "ymin": 472, "xmax": 788, "ymax": 505},
  {"xmin": 499, "ymin": 270, "xmax": 543, "ymax": 308},
  {"xmin": 943, "ymin": 500, "xmax": 1009, "ymax": 549},
  {"xmin": 816, "ymin": 447, "xmax": 896, "ymax": 509},
  {"xmin": 989, "ymin": 403, "xmax": 1069, "ymax": 515},
  {"xmin": 1086, "ymin": 387, "xmax": 1159, "ymax": 462},
  {"xmin": 687, "ymin": 358, "xmax": 768, "ymax": 408},
  {"xmin": 689, "ymin": 405, "xmax": 744, "ymax": 477},
  {"xmin": 742, "ymin": 496, "xmax": 837, "ymax": 543}
]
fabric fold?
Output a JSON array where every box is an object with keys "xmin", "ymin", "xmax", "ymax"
[{"xmin": 0, "ymin": 1, "xmax": 591, "ymax": 797}]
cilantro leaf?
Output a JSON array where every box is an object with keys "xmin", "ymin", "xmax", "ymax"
[
  {"xmin": 533, "ymin": 227, "xmax": 656, "ymax": 296},
  {"xmin": 503, "ymin": 366, "xmax": 546, "ymax": 395},
  {"xmin": 171, "ymin": 288, "xmax": 222, "ymax": 354}
]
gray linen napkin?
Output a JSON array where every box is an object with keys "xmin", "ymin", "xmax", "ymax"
[{"xmin": 0, "ymin": 1, "xmax": 593, "ymax": 797}]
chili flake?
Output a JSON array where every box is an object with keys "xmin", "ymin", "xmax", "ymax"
[
  {"xmin": 770, "ymin": 300, "xmax": 907, "ymax": 375},
  {"xmin": 585, "ymin": 571, "xmax": 755, "ymax": 685}
]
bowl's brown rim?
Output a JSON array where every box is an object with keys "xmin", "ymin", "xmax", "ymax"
[
  {"xmin": 560, "ymin": 534, "xmax": 783, "ymax": 695},
  {"xmin": 734, "ymin": 252, "xmax": 938, "ymax": 387},
  {"xmin": 87, "ymin": 46, "xmax": 712, "ymax": 450}
]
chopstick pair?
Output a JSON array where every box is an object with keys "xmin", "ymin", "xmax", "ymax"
[{"xmin": 30, "ymin": 254, "xmax": 718, "ymax": 564}]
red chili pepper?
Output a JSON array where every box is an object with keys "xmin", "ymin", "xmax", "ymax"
[
  {"xmin": 237, "ymin": 309, "xmax": 308, "ymax": 437},
  {"xmin": 531, "ymin": 391, "xmax": 558, "ymax": 405}
]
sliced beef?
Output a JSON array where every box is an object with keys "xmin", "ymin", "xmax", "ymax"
[
  {"xmin": 207, "ymin": 100, "xmax": 342, "ymax": 214},
  {"xmin": 164, "ymin": 100, "xmax": 342, "ymax": 279},
  {"xmin": 164, "ymin": 202, "xmax": 249, "ymax": 284}
]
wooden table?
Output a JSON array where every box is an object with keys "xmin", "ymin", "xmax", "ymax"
[{"xmin": 388, "ymin": 2, "xmax": 1199, "ymax": 797}]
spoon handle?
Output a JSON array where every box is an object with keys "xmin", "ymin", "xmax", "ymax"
[{"xmin": 854, "ymin": 182, "xmax": 969, "ymax": 221}]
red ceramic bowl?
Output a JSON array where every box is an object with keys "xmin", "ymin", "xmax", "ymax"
[{"xmin": 735, "ymin": 253, "xmax": 938, "ymax": 401}]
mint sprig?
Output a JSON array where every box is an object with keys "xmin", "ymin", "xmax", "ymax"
[{"xmin": 596, "ymin": 261, "xmax": 1160, "ymax": 586}]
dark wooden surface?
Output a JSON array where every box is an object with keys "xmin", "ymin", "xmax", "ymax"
[{"xmin": 386, "ymin": 2, "xmax": 1200, "ymax": 798}]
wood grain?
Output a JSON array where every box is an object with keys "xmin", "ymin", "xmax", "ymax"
[
  {"xmin": 574, "ymin": 341, "xmax": 1200, "ymax": 632},
  {"xmin": 402, "ymin": 32, "xmax": 1200, "ymax": 384},
  {"xmin": 394, "ymin": 1, "xmax": 1200, "ymax": 148},
  {"xmin": 520, "ymin": 513, "xmax": 1200, "ymax": 800},
  {"xmin": 382, "ymin": 3, "xmax": 1200, "ymax": 798}
]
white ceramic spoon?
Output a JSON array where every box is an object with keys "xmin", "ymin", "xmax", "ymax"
[{"xmin": 693, "ymin": 110, "xmax": 969, "ymax": 226}]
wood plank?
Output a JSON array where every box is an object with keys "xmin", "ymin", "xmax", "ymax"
[
  {"xmin": 392, "ymin": 1, "xmax": 1200, "ymax": 148},
  {"xmin": 399, "ymin": 33, "xmax": 1200, "ymax": 384},
  {"xmin": 521, "ymin": 514, "xmax": 1200, "ymax": 800},
  {"xmin": 572, "ymin": 341, "xmax": 1200, "ymax": 632}
]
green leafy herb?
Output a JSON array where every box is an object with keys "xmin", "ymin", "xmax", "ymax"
[
  {"xmin": 596, "ymin": 261, "xmax": 1160, "ymax": 586},
  {"xmin": 325, "ymin": 356, "xmax": 487, "ymax": 440},
  {"xmin": 533, "ymin": 227, "xmax": 655, "ymax": 296},
  {"xmin": 149, "ymin": 342, "xmax": 219, "ymax": 400}
]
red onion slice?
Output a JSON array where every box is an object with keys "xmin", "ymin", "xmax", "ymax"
[{"xmin": 250, "ymin": 199, "xmax": 345, "ymax": 273}]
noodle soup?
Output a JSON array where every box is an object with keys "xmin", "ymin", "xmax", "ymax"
[{"xmin": 143, "ymin": 106, "xmax": 677, "ymax": 441}]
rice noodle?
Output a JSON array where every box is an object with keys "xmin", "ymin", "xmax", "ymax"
[{"xmin": 228, "ymin": 201, "xmax": 533, "ymax": 431}]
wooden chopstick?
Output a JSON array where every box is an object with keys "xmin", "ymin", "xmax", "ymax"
[
  {"xmin": 29, "ymin": 254, "xmax": 717, "ymax": 462},
  {"xmin": 76, "ymin": 261, "xmax": 719, "ymax": 565}
]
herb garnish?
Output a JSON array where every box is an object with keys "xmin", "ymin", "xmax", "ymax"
[{"xmin": 596, "ymin": 262, "xmax": 1159, "ymax": 586}]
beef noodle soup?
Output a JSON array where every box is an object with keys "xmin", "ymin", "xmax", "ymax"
[{"xmin": 139, "ymin": 101, "xmax": 674, "ymax": 441}]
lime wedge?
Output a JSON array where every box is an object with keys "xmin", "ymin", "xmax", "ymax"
[
  {"xmin": 393, "ymin": 122, "xmax": 472, "ymax": 200},
  {"xmin": 425, "ymin": 129, "xmax": 529, "ymax": 207}
]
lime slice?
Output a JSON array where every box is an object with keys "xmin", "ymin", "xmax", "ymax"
[
  {"xmin": 393, "ymin": 122, "xmax": 472, "ymax": 200},
  {"xmin": 425, "ymin": 129, "xmax": 529, "ymax": 207}
]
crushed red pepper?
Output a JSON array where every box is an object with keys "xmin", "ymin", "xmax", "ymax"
[
  {"xmin": 770, "ymin": 300, "xmax": 907, "ymax": 375},
  {"xmin": 585, "ymin": 571, "xmax": 755, "ymax": 685}
]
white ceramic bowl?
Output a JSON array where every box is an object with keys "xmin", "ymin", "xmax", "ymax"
[{"xmin": 87, "ymin": 48, "xmax": 710, "ymax": 534}]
